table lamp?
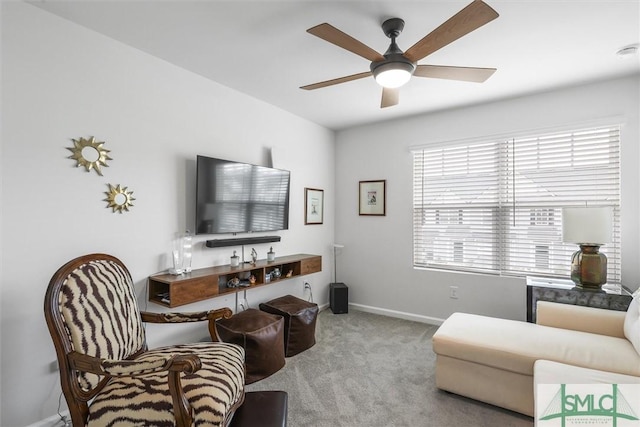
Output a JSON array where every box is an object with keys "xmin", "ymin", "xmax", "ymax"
[{"xmin": 562, "ymin": 207, "xmax": 613, "ymax": 289}]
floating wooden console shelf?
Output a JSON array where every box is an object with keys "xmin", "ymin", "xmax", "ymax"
[{"xmin": 148, "ymin": 253, "xmax": 321, "ymax": 308}]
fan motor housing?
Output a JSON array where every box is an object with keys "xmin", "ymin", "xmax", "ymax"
[
  {"xmin": 371, "ymin": 17, "xmax": 416, "ymax": 81},
  {"xmin": 370, "ymin": 54, "xmax": 416, "ymax": 78}
]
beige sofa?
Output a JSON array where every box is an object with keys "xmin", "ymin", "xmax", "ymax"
[{"xmin": 432, "ymin": 295, "xmax": 640, "ymax": 417}]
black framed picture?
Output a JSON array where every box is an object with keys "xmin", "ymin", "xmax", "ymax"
[
  {"xmin": 359, "ymin": 180, "xmax": 386, "ymax": 216},
  {"xmin": 305, "ymin": 188, "xmax": 324, "ymax": 224}
]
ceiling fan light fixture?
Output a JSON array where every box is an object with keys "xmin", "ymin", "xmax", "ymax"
[
  {"xmin": 372, "ymin": 61, "xmax": 415, "ymax": 88},
  {"xmin": 303, "ymin": 1, "xmax": 500, "ymax": 107}
]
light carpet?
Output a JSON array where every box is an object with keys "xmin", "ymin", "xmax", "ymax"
[{"xmin": 246, "ymin": 308, "xmax": 534, "ymax": 427}]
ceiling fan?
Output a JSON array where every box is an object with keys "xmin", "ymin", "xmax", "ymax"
[{"xmin": 300, "ymin": 0, "xmax": 499, "ymax": 108}]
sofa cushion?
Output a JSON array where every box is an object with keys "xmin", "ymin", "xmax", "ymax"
[
  {"xmin": 534, "ymin": 359, "xmax": 640, "ymax": 384},
  {"xmin": 536, "ymin": 301, "xmax": 626, "ymax": 338},
  {"xmin": 433, "ymin": 312, "xmax": 640, "ymax": 377},
  {"xmin": 623, "ymin": 290, "xmax": 640, "ymax": 356}
]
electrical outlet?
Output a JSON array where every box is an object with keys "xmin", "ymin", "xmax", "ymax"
[
  {"xmin": 449, "ymin": 286, "xmax": 459, "ymax": 299},
  {"xmin": 303, "ymin": 281, "xmax": 311, "ymax": 291}
]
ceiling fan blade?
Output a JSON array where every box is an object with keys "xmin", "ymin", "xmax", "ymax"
[
  {"xmin": 414, "ymin": 65, "xmax": 496, "ymax": 82},
  {"xmin": 404, "ymin": 0, "xmax": 499, "ymax": 63},
  {"xmin": 300, "ymin": 71, "xmax": 371, "ymax": 90},
  {"xmin": 381, "ymin": 87, "xmax": 399, "ymax": 108},
  {"xmin": 307, "ymin": 23, "xmax": 385, "ymax": 62}
]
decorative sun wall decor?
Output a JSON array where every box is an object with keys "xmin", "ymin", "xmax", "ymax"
[
  {"xmin": 67, "ymin": 136, "xmax": 112, "ymax": 176},
  {"xmin": 104, "ymin": 184, "xmax": 135, "ymax": 213}
]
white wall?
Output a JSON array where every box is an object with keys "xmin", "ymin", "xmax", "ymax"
[
  {"xmin": 335, "ymin": 75, "xmax": 640, "ymax": 324},
  {"xmin": 0, "ymin": 3, "xmax": 335, "ymax": 426}
]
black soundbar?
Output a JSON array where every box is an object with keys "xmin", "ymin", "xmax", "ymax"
[{"xmin": 205, "ymin": 235, "xmax": 281, "ymax": 248}]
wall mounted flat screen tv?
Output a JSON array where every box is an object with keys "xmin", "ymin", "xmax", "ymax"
[{"xmin": 196, "ymin": 155, "xmax": 290, "ymax": 235}]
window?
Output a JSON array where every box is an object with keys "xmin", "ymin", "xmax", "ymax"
[{"xmin": 412, "ymin": 125, "xmax": 621, "ymax": 281}]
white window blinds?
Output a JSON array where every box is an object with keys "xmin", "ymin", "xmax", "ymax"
[{"xmin": 412, "ymin": 125, "xmax": 621, "ymax": 281}]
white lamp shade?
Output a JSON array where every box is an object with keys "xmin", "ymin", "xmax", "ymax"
[{"xmin": 562, "ymin": 207, "xmax": 613, "ymax": 244}]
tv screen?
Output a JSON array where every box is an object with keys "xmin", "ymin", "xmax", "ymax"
[{"xmin": 195, "ymin": 155, "xmax": 290, "ymax": 235}]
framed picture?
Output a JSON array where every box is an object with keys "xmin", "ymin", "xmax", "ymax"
[
  {"xmin": 359, "ymin": 180, "xmax": 386, "ymax": 216},
  {"xmin": 305, "ymin": 188, "xmax": 324, "ymax": 225}
]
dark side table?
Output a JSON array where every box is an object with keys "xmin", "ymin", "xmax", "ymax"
[{"xmin": 526, "ymin": 276, "xmax": 633, "ymax": 323}]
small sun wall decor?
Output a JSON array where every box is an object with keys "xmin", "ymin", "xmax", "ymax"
[
  {"xmin": 104, "ymin": 184, "xmax": 135, "ymax": 213},
  {"xmin": 67, "ymin": 136, "xmax": 112, "ymax": 176}
]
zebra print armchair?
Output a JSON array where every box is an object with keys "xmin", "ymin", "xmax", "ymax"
[{"xmin": 44, "ymin": 253, "xmax": 246, "ymax": 427}]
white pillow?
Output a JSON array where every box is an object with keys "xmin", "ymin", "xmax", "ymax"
[{"xmin": 623, "ymin": 288, "xmax": 640, "ymax": 356}]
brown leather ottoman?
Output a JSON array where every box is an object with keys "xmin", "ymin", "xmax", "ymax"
[
  {"xmin": 214, "ymin": 308, "xmax": 285, "ymax": 384},
  {"xmin": 259, "ymin": 295, "xmax": 319, "ymax": 357},
  {"xmin": 229, "ymin": 391, "xmax": 288, "ymax": 427}
]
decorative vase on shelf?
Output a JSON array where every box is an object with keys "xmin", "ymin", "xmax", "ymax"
[
  {"xmin": 170, "ymin": 234, "xmax": 184, "ymax": 275},
  {"xmin": 169, "ymin": 231, "xmax": 192, "ymax": 275},
  {"xmin": 230, "ymin": 250, "xmax": 239, "ymax": 267},
  {"xmin": 182, "ymin": 231, "xmax": 192, "ymax": 273},
  {"xmin": 267, "ymin": 247, "xmax": 275, "ymax": 262}
]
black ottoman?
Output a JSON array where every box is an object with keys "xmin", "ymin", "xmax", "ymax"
[
  {"xmin": 230, "ymin": 391, "xmax": 288, "ymax": 427},
  {"xmin": 259, "ymin": 295, "xmax": 319, "ymax": 357},
  {"xmin": 214, "ymin": 308, "xmax": 285, "ymax": 384}
]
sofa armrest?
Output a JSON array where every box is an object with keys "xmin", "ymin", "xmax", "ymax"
[{"xmin": 536, "ymin": 301, "xmax": 626, "ymax": 338}]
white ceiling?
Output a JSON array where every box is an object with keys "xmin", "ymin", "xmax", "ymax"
[{"xmin": 29, "ymin": 0, "xmax": 640, "ymax": 130}]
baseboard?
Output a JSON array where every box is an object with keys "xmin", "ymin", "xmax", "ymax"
[
  {"xmin": 349, "ymin": 303, "xmax": 445, "ymax": 326},
  {"xmin": 27, "ymin": 411, "xmax": 70, "ymax": 427}
]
